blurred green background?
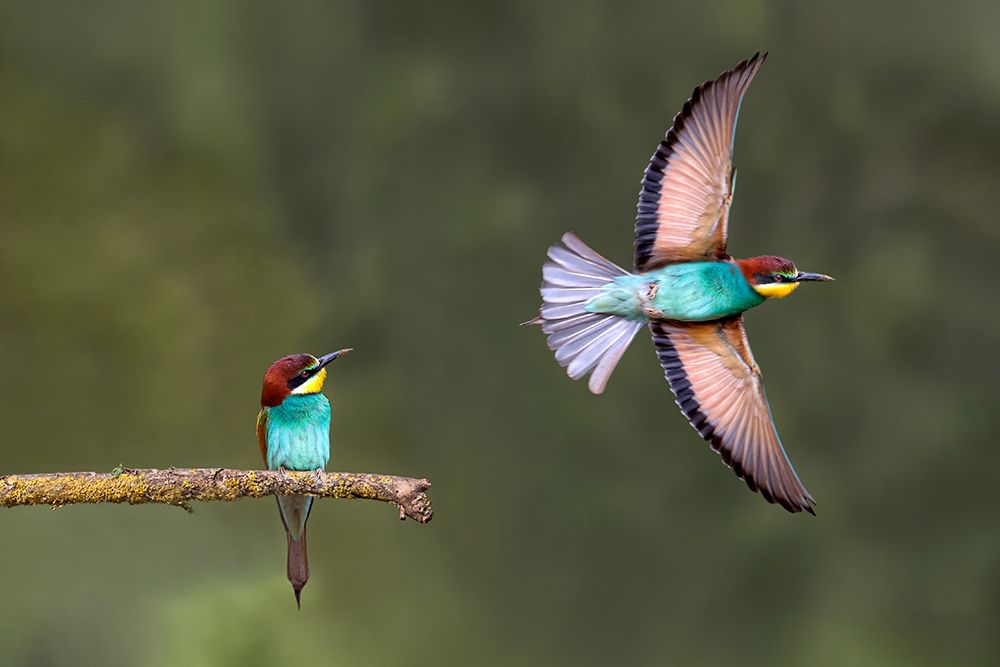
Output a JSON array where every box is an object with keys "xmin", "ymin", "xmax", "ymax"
[{"xmin": 2, "ymin": 1, "xmax": 999, "ymax": 665}]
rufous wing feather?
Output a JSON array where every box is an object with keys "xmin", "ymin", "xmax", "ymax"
[
  {"xmin": 649, "ymin": 316, "xmax": 816, "ymax": 514},
  {"xmin": 256, "ymin": 408, "xmax": 269, "ymax": 467},
  {"xmin": 635, "ymin": 53, "xmax": 766, "ymax": 269}
]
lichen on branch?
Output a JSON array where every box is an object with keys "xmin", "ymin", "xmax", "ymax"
[{"xmin": 0, "ymin": 468, "xmax": 433, "ymax": 523}]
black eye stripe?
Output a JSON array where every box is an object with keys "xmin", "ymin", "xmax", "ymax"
[
  {"xmin": 286, "ymin": 367, "xmax": 318, "ymax": 390},
  {"xmin": 754, "ymin": 273, "xmax": 794, "ymax": 285}
]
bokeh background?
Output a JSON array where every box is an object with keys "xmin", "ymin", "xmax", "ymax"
[{"xmin": 2, "ymin": 1, "xmax": 999, "ymax": 665}]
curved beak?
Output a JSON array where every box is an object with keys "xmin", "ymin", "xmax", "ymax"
[
  {"xmin": 794, "ymin": 271, "xmax": 835, "ymax": 282},
  {"xmin": 317, "ymin": 348, "xmax": 353, "ymax": 369}
]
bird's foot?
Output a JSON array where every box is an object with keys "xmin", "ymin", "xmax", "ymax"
[{"xmin": 312, "ymin": 468, "xmax": 325, "ymax": 486}]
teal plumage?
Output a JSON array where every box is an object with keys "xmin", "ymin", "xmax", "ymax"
[
  {"xmin": 585, "ymin": 262, "xmax": 765, "ymax": 323},
  {"xmin": 257, "ymin": 349, "xmax": 351, "ymax": 606},
  {"xmin": 264, "ymin": 394, "xmax": 331, "ymax": 472}
]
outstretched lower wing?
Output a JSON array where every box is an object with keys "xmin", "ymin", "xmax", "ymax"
[
  {"xmin": 649, "ymin": 316, "xmax": 815, "ymax": 514},
  {"xmin": 634, "ymin": 53, "xmax": 766, "ymax": 270},
  {"xmin": 256, "ymin": 408, "xmax": 269, "ymax": 468}
]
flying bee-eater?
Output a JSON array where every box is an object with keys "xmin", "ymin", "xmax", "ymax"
[
  {"xmin": 257, "ymin": 348, "xmax": 352, "ymax": 606},
  {"xmin": 529, "ymin": 53, "xmax": 833, "ymax": 514}
]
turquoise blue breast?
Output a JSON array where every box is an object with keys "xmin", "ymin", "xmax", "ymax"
[
  {"xmin": 585, "ymin": 261, "xmax": 763, "ymax": 322},
  {"xmin": 266, "ymin": 394, "xmax": 331, "ymax": 472},
  {"xmin": 647, "ymin": 261, "xmax": 764, "ymax": 321}
]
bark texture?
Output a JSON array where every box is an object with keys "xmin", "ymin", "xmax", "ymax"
[{"xmin": 0, "ymin": 468, "xmax": 433, "ymax": 523}]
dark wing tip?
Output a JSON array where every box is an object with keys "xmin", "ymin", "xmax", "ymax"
[
  {"xmin": 713, "ymin": 51, "xmax": 768, "ymax": 89},
  {"xmin": 772, "ymin": 490, "xmax": 817, "ymax": 515},
  {"xmin": 740, "ymin": 454, "xmax": 816, "ymax": 515},
  {"xmin": 745, "ymin": 477, "xmax": 816, "ymax": 515}
]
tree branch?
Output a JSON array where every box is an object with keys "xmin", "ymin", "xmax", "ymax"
[{"xmin": 0, "ymin": 468, "xmax": 433, "ymax": 523}]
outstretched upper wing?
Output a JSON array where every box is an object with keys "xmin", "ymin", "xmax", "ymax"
[
  {"xmin": 634, "ymin": 53, "xmax": 766, "ymax": 271},
  {"xmin": 256, "ymin": 408, "xmax": 269, "ymax": 468},
  {"xmin": 649, "ymin": 316, "xmax": 815, "ymax": 513}
]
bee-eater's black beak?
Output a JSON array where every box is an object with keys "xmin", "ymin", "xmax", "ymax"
[
  {"xmin": 794, "ymin": 271, "xmax": 835, "ymax": 282},
  {"xmin": 317, "ymin": 348, "xmax": 353, "ymax": 368}
]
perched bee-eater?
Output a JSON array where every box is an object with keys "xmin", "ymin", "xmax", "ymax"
[
  {"xmin": 257, "ymin": 349, "xmax": 351, "ymax": 606},
  {"xmin": 529, "ymin": 53, "xmax": 833, "ymax": 514}
]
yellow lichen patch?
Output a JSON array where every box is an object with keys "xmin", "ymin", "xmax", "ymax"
[
  {"xmin": 239, "ymin": 471, "xmax": 268, "ymax": 498},
  {"xmin": 351, "ymin": 482, "xmax": 379, "ymax": 500}
]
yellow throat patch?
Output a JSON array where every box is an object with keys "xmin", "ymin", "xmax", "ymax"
[
  {"xmin": 752, "ymin": 281, "xmax": 800, "ymax": 299},
  {"xmin": 292, "ymin": 367, "xmax": 328, "ymax": 395}
]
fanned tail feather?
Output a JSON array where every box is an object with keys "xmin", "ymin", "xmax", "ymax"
[{"xmin": 530, "ymin": 232, "xmax": 643, "ymax": 394}]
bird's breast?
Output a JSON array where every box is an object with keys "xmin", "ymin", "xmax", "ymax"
[
  {"xmin": 642, "ymin": 262, "xmax": 764, "ymax": 322},
  {"xmin": 266, "ymin": 394, "xmax": 332, "ymax": 471}
]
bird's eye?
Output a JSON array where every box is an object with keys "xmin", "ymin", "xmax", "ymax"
[
  {"xmin": 772, "ymin": 275, "xmax": 782, "ymax": 282},
  {"xmin": 300, "ymin": 370, "xmax": 310, "ymax": 378}
]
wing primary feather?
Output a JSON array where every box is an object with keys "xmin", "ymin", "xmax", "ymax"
[
  {"xmin": 648, "ymin": 319, "xmax": 815, "ymax": 514},
  {"xmin": 634, "ymin": 54, "xmax": 766, "ymax": 270}
]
